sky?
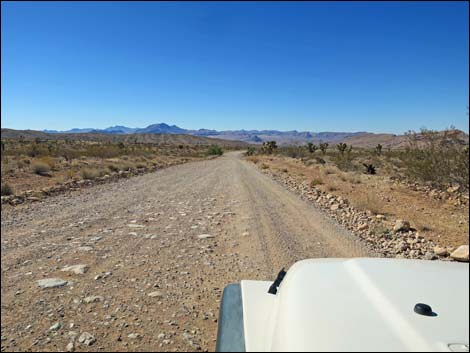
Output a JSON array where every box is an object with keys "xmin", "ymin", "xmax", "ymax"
[{"xmin": 1, "ymin": 1, "xmax": 469, "ymax": 134}]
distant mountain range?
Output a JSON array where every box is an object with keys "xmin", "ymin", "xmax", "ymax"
[{"xmin": 43, "ymin": 123, "xmax": 369, "ymax": 145}]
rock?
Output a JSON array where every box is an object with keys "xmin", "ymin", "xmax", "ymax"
[
  {"xmin": 49, "ymin": 322, "xmax": 61, "ymax": 331},
  {"xmin": 66, "ymin": 342, "xmax": 74, "ymax": 352},
  {"xmin": 197, "ymin": 234, "xmax": 214, "ymax": 239},
  {"xmin": 395, "ymin": 242, "xmax": 408, "ymax": 252},
  {"xmin": 424, "ymin": 252, "xmax": 437, "ymax": 261},
  {"xmin": 148, "ymin": 291, "xmax": 163, "ymax": 298},
  {"xmin": 330, "ymin": 204, "xmax": 340, "ymax": 211},
  {"xmin": 447, "ymin": 185, "xmax": 460, "ymax": 193},
  {"xmin": 357, "ymin": 224, "xmax": 368, "ymax": 231},
  {"xmin": 83, "ymin": 296, "xmax": 104, "ymax": 304},
  {"xmin": 450, "ymin": 245, "xmax": 469, "ymax": 262},
  {"xmin": 376, "ymin": 214, "xmax": 386, "ymax": 220},
  {"xmin": 393, "ymin": 220, "xmax": 410, "ymax": 232},
  {"xmin": 78, "ymin": 332, "xmax": 96, "ymax": 346},
  {"xmin": 62, "ymin": 264, "xmax": 89, "ymax": 275},
  {"xmin": 94, "ymin": 272, "xmax": 112, "ymax": 280},
  {"xmin": 77, "ymin": 246, "xmax": 93, "ymax": 252},
  {"xmin": 37, "ymin": 278, "xmax": 68, "ymax": 289},
  {"xmin": 433, "ymin": 246, "xmax": 448, "ymax": 257},
  {"xmin": 128, "ymin": 333, "xmax": 141, "ymax": 339}
]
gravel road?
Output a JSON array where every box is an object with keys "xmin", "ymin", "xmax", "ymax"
[{"xmin": 1, "ymin": 151, "xmax": 371, "ymax": 352}]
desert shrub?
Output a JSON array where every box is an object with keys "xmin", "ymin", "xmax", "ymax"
[
  {"xmin": 280, "ymin": 146, "xmax": 309, "ymax": 159},
  {"xmin": 310, "ymin": 178, "xmax": 324, "ymax": 187},
  {"xmin": 107, "ymin": 164, "xmax": 120, "ymax": 172},
  {"xmin": 27, "ymin": 143, "xmax": 44, "ymax": 157},
  {"xmin": 207, "ymin": 145, "xmax": 224, "ymax": 156},
  {"xmin": 65, "ymin": 169, "xmax": 74, "ymax": 180},
  {"xmin": 400, "ymin": 128, "xmax": 469, "ymax": 190},
  {"xmin": 332, "ymin": 148, "xmax": 355, "ymax": 171},
  {"xmin": 39, "ymin": 156, "xmax": 57, "ymax": 170},
  {"xmin": 324, "ymin": 167, "xmax": 336, "ymax": 175},
  {"xmin": 32, "ymin": 162, "xmax": 51, "ymax": 175},
  {"xmin": 81, "ymin": 168, "xmax": 101, "ymax": 180},
  {"xmin": 356, "ymin": 193, "xmax": 382, "ymax": 215},
  {"xmin": 347, "ymin": 174, "xmax": 362, "ymax": 184},
  {"xmin": 326, "ymin": 184, "xmax": 337, "ymax": 192},
  {"xmin": 246, "ymin": 147, "xmax": 256, "ymax": 156},
  {"xmin": 1, "ymin": 183, "xmax": 14, "ymax": 196}
]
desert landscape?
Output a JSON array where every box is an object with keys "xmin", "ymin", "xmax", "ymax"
[
  {"xmin": 2, "ymin": 1, "xmax": 468, "ymax": 352},
  {"xmin": 1, "ymin": 127, "xmax": 468, "ymax": 352}
]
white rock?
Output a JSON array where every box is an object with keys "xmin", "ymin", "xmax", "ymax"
[
  {"xmin": 450, "ymin": 245, "xmax": 469, "ymax": 262},
  {"xmin": 78, "ymin": 332, "xmax": 96, "ymax": 346},
  {"xmin": 37, "ymin": 278, "xmax": 68, "ymax": 289},
  {"xmin": 77, "ymin": 246, "xmax": 93, "ymax": 252},
  {"xmin": 61, "ymin": 264, "xmax": 89, "ymax": 275},
  {"xmin": 83, "ymin": 296, "xmax": 104, "ymax": 304},
  {"xmin": 66, "ymin": 342, "xmax": 74, "ymax": 352},
  {"xmin": 197, "ymin": 234, "xmax": 214, "ymax": 239},
  {"xmin": 433, "ymin": 246, "xmax": 448, "ymax": 257},
  {"xmin": 148, "ymin": 291, "xmax": 163, "ymax": 298},
  {"xmin": 393, "ymin": 220, "xmax": 410, "ymax": 232},
  {"xmin": 49, "ymin": 322, "xmax": 61, "ymax": 331}
]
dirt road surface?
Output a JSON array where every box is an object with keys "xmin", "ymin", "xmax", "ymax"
[{"xmin": 1, "ymin": 152, "xmax": 372, "ymax": 352}]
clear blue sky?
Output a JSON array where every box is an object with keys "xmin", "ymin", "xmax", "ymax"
[{"xmin": 1, "ymin": 1, "xmax": 469, "ymax": 134}]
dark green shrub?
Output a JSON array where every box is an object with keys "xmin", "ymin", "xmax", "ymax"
[{"xmin": 207, "ymin": 145, "xmax": 224, "ymax": 156}]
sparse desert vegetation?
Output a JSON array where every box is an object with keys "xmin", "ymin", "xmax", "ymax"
[
  {"xmin": 0, "ymin": 136, "xmax": 230, "ymax": 197},
  {"xmin": 246, "ymin": 128, "xmax": 469, "ymax": 249}
]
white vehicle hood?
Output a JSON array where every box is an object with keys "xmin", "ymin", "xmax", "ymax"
[{"xmin": 241, "ymin": 258, "xmax": 469, "ymax": 352}]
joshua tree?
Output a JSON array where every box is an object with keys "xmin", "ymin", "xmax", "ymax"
[
  {"xmin": 336, "ymin": 142, "xmax": 348, "ymax": 155},
  {"xmin": 262, "ymin": 141, "xmax": 278, "ymax": 154},
  {"xmin": 375, "ymin": 143, "xmax": 383, "ymax": 155},
  {"xmin": 319, "ymin": 142, "xmax": 329, "ymax": 155},
  {"xmin": 307, "ymin": 142, "xmax": 318, "ymax": 154}
]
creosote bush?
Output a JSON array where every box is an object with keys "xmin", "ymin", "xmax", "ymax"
[
  {"xmin": 207, "ymin": 144, "xmax": 224, "ymax": 156},
  {"xmin": 310, "ymin": 178, "xmax": 324, "ymax": 187},
  {"xmin": 81, "ymin": 168, "xmax": 101, "ymax": 180},
  {"xmin": 32, "ymin": 162, "xmax": 51, "ymax": 175}
]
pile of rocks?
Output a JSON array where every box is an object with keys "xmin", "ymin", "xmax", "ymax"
[
  {"xmin": 400, "ymin": 180, "xmax": 469, "ymax": 207},
  {"xmin": 258, "ymin": 168, "xmax": 469, "ymax": 262}
]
